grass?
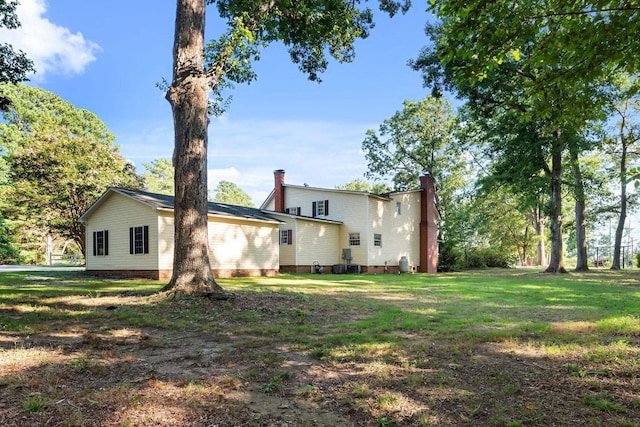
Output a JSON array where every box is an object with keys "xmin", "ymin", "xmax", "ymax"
[{"xmin": 2, "ymin": 268, "xmax": 640, "ymax": 425}]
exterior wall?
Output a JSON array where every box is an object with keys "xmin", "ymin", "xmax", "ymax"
[
  {"xmin": 270, "ymin": 213, "xmax": 341, "ymax": 273},
  {"xmin": 158, "ymin": 211, "xmax": 175, "ymax": 272},
  {"xmin": 281, "ymin": 186, "xmax": 423, "ymax": 271},
  {"xmin": 295, "ymin": 219, "xmax": 341, "ymax": 266},
  {"xmin": 157, "ymin": 212, "xmax": 280, "ymax": 278},
  {"xmin": 263, "ymin": 198, "xmax": 275, "ymax": 211},
  {"xmin": 84, "ymin": 192, "xmax": 279, "ymax": 279},
  {"xmin": 207, "ymin": 217, "xmax": 280, "ymax": 275},
  {"xmin": 283, "ymin": 187, "xmax": 371, "ymax": 265},
  {"xmin": 84, "ymin": 192, "xmax": 160, "ymax": 272},
  {"xmin": 367, "ymin": 191, "xmax": 421, "ymax": 270}
]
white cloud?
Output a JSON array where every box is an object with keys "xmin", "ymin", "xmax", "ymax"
[{"xmin": 0, "ymin": 0, "xmax": 101, "ymax": 79}]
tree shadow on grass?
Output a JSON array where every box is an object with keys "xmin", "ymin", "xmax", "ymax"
[{"xmin": 2, "ymin": 269, "xmax": 640, "ymax": 425}]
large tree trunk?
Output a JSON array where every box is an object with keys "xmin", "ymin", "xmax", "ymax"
[
  {"xmin": 569, "ymin": 143, "xmax": 588, "ymax": 271},
  {"xmin": 545, "ymin": 138, "xmax": 567, "ymax": 273},
  {"xmin": 162, "ymin": 0, "xmax": 225, "ymax": 296},
  {"xmin": 612, "ymin": 127, "xmax": 628, "ymax": 270}
]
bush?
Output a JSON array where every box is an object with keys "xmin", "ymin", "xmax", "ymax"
[
  {"xmin": 461, "ymin": 246, "xmax": 515, "ymax": 269},
  {"xmin": 438, "ymin": 242, "xmax": 516, "ymax": 271},
  {"xmin": 0, "ymin": 217, "xmax": 23, "ymax": 264},
  {"xmin": 438, "ymin": 241, "xmax": 460, "ymax": 272}
]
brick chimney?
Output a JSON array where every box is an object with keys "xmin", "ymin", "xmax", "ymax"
[
  {"xmin": 274, "ymin": 169, "xmax": 285, "ymax": 213},
  {"xmin": 419, "ymin": 174, "xmax": 438, "ymax": 273}
]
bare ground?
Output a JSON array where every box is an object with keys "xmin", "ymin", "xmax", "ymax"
[{"xmin": 1, "ymin": 290, "xmax": 639, "ymax": 426}]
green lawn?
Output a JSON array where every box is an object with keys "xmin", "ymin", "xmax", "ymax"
[{"xmin": 1, "ymin": 268, "xmax": 640, "ymax": 426}]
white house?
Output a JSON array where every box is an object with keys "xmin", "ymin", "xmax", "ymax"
[
  {"xmin": 261, "ymin": 170, "xmax": 438, "ymax": 274},
  {"xmin": 79, "ymin": 170, "xmax": 438, "ymax": 279},
  {"xmin": 78, "ymin": 188, "xmax": 281, "ymax": 280}
]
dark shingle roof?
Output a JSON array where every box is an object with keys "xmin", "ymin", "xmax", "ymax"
[{"xmin": 112, "ymin": 188, "xmax": 280, "ymax": 223}]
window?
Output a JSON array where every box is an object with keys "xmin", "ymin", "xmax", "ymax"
[
  {"xmin": 280, "ymin": 229, "xmax": 293, "ymax": 245},
  {"xmin": 129, "ymin": 225, "xmax": 149, "ymax": 254},
  {"xmin": 92, "ymin": 230, "xmax": 108, "ymax": 256},
  {"xmin": 349, "ymin": 232, "xmax": 361, "ymax": 246},
  {"xmin": 312, "ymin": 199, "xmax": 329, "ymax": 217},
  {"xmin": 374, "ymin": 234, "xmax": 382, "ymax": 247},
  {"xmin": 396, "ymin": 202, "xmax": 401, "ymax": 215},
  {"xmin": 285, "ymin": 207, "xmax": 301, "ymax": 215}
]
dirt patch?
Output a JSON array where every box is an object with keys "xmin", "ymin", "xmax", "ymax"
[{"xmin": 1, "ymin": 291, "xmax": 639, "ymax": 426}]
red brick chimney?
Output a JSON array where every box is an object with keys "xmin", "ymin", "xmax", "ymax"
[
  {"xmin": 419, "ymin": 174, "xmax": 438, "ymax": 273},
  {"xmin": 274, "ymin": 169, "xmax": 285, "ymax": 213}
]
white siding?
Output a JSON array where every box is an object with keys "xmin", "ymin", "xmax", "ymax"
[
  {"xmin": 284, "ymin": 187, "xmax": 370, "ymax": 265},
  {"xmin": 157, "ymin": 211, "xmax": 174, "ymax": 271},
  {"xmin": 368, "ymin": 192, "xmax": 421, "ymax": 268},
  {"xmin": 208, "ymin": 217, "xmax": 279, "ymax": 271},
  {"xmin": 84, "ymin": 193, "xmax": 160, "ymax": 271},
  {"xmin": 278, "ymin": 219, "xmax": 297, "ymax": 266},
  {"xmin": 295, "ymin": 219, "xmax": 341, "ymax": 265}
]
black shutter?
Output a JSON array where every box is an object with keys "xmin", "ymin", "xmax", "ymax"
[
  {"xmin": 93, "ymin": 232, "xmax": 97, "ymax": 256},
  {"xmin": 287, "ymin": 229, "xmax": 293, "ymax": 245},
  {"xmin": 312, "ymin": 201, "xmax": 317, "ymax": 217},
  {"xmin": 143, "ymin": 226, "xmax": 149, "ymax": 254},
  {"xmin": 324, "ymin": 200, "xmax": 329, "ymax": 216},
  {"xmin": 104, "ymin": 230, "xmax": 109, "ymax": 256},
  {"xmin": 129, "ymin": 227, "xmax": 134, "ymax": 254},
  {"xmin": 296, "ymin": 207, "xmax": 301, "ymax": 216}
]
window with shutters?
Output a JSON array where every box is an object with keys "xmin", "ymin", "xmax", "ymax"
[
  {"xmin": 129, "ymin": 225, "xmax": 149, "ymax": 255},
  {"xmin": 312, "ymin": 199, "xmax": 329, "ymax": 217},
  {"xmin": 285, "ymin": 207, "xmax": 301, "ymax": 215},
  {"xmin": 93, "ymin": 230, "xmax": 108, "ymax": 256},
  {"xmin": 280, "ymin": 229, "xmax": 293, "ymax": 245}
]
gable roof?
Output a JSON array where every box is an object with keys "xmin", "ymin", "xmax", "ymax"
[{"xmin": 79, "ymin": 188, "xmax": 281, "ymax": 225}]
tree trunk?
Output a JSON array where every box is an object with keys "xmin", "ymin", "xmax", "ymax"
[
  {"xmin": 545, "ymin": 137, "xmax": 567, "ymax": 273},
  {"xmin": 532, "ymin": 202, "xmax": 546, "ymax": 266},
  {"xmin": 612, "ymin": 125, "xmax": 628, "ymax": 270},
  {"xmin": 569, "ymin": 143, "xmax": 588, "ymax": 271},
  {"xmin": 162, "ymin": 0, "xmax": 225, "ymax": 296}
]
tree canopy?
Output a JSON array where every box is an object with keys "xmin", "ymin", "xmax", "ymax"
[
  {"xmin": 0, "ymin": 84, "xmax": 141, "ymax": 257},
  {"xmin": 142, "ymin": 158, "xmax": 175, "ymax": 195},
  {"xmin": 212, "ymin": 180, "xmax": 255, "ymax": 207},
  {"xmin": 335, "ymin": 178, "xmax": 390, "ymax": 194},
  {"xmin": 410, "ymin": 1, "xmax": 640, "ymax": 272},
  {"xmin": 0, "ymin": 0, "xmax": 35, "ymax": 110}
]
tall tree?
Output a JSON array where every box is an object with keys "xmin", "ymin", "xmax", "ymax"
[
  {"xmin": 142, "ymin": 158, "xmax": 175, "ymax": 195},
  {"xmin": 411, "ymin": 0, "xmax": 626, "ymax": 272},
  {"xmin": 0, "ymin": 84, "xmax": 141, "ymax": 257},
  {"xmin": 0, "ymin": 0, "xmax": 34, "ymax": 110},
  {"xmin": 163, "ymin": 0, "xmax": 410, "ymax": 296},
  {"xmin": 361, "ymin": 96, "xmax": 470, "ymax": 245},
  {"xmin": 212, "ymin": 180, "xmax": 254, "ymax": 207},
  {"xmin": 610, "ymin": 92, "xmax": 640, "ymax": 269},
  {"xmin": 461, "ymin": 107, "xmax": 551, "ymax": 267}
]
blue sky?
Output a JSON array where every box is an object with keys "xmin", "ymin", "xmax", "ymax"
[{"xmin": 2, "ymin": 0, "xmax": 436, "ymax": 205}]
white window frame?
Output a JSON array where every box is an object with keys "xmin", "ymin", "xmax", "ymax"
[
  {"xmin": 349, "ymin": 232, "xmax": 361, "ymax": 246},
  {"xmin": 94, "ymin": 230, "xmax": 108, "ymax": 256},
  {"xmin": 129, "ymin": 225, "xmax": 149, "ymax": 255},
  {"xmin": 317, "ymin": 200, "xmax": 327, "ymax": 216},
  {"xmin": 374, "ymin": 233, "xmax": 382, "ymax": 247}
]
